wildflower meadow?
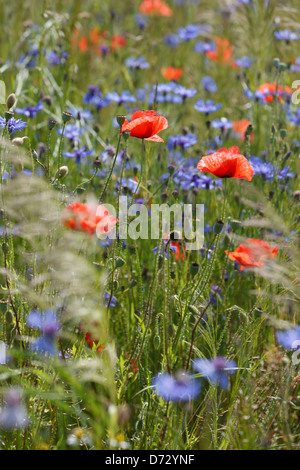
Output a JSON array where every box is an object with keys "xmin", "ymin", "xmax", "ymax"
[{"xmin": 0, "ymin": 0, "xmax": 300, "ymax": 453}]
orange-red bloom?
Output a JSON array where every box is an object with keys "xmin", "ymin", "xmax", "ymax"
[
  {"xmin": 225, "ymin": 239, "xmax": 278, "ymax": 271},
  {"xmin": 206, "ymin": 37, "xmax": 237, "ymax": 68},
  {"xmin": 161, "ymin": 67, "xmax": 183, "ymax": 81},
  {"xmin": 197, "ymin": 146, "xmax": 254, "ymax": 181},
  {"xmin": 256, "ymin": 82, "xmax": 293, "ymax": 103},
  {"xmin": 232, "ymin": 119, "xmax": 254, "ymax": 141},
  {"xmin": 110, "ymin": 34, "xmax": 126, "ymax": 50},
  {"xmin": 62, "ymin": 202, "xmax": 117, "ymax": 236},
  {"xmin": 121, "ymin": 110, "xmax": 168, "ymax": 142},
  {"xmin": 139, "ymin": 0, "xmax": 173, "ymax": 16}
]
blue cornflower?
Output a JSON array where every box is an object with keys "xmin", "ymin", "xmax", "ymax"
[
  {"xmin": 152, "ymin": 240, "xmax": 177, "ymax": 258},
  {"xmin": 27, "ymin": 310, "xmax": 61, "ymax": 356},
  {"xmin": 234, "ymin": 56, "xmax": 253, "ymax": 68},
  {"xmin": 194, "ymin": 40, "xmax": 215, "ymax": 54},
  {"xmin": 83, "ymin": 85, "xmax": 110, "ymax": 109},
  {"xmin": 46, "ymin": 50, "xmax": 68, "ymax": 66},
  {"xmin": 68, "ymin": 107, "xmax": 93, "ymax": 122},
  {"xmin": 173, "ymin": 84, "xmax": 197, "ymax": 101},
  {"xmin": 201, "ymin": 76, "xmax": 217, "ymax": 93},
  {"xmin": 274, "ymin": 29, "xmax": 299, "ymax": 41},
  {"xmin": 105, "ymin": 293, "xmax": 117, "ymax": 308},
  {"xmin": 193, "ymin": 357, "xmax": 237, "ymax": 389},
  {"xmin": 177, "ymin": 24, "xmax": 202, "ymax": 41},
  {"xmin": 0, "ymin": 388, "xmax": 28, "ymax": 430},
  {"xmin": 106, "ymin": 90, "xmax": 136, "ymax": 105},
  {"xmin": 0, "ymin": 116, "xmax": 27, "ymax": 134},
  {"xmin": 276, "ymin": 327, "xmax": 300, "ymax": 350},
  {"xmin": 167, "ymin": 133, "xmax": 198, "ymax": 150},
  {"xmin": 63, "ymin": 147, "xmax": 93, "ymax": 164},
  {"xmin": 125, "ymin": 56, "xmax": 150, "ymax": 69},
  {"xmin": 291, "ymin": 57, "xmax": 300, "ymax": 73},
  {"xmin": 152, "ymin": 372, "xmax": 201, "ymax": 401},
  {"xmin": 194, "ymin": 99, "xmax": 222, "ymax": 114},
  {"xmin": 164, "ymin": 33, "xmax": 181, "ymax": 48},
  {"xmin": 57, "ymin": 124, "xmax": 83, "ymax": 141},
  {"xmin": 211, "ymin": 117, "xmax": 233, "ymax": 131},
  {"xmin": 14, "ymin": 101, "xmax": 44, "ymax": 118},
  {"xmin": 134, "ymin": 13, "xmax": 148, "ymax": 29}
]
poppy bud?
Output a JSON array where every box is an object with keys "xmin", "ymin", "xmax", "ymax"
[
  {"xmin": 214, "ymin": 220, "xmax": 224, "ymax": 234},
  {"xmin": 190, "ymin": 262, "xmax": 199, "ymax": 276},
  {"xmin": 11, "ymin": 137, "xmax": 28, "ymax": 146},
  {"xmin": 2, "ymin": 242, "xmax": 9, "ymax": 255},
  {"xmin": 167, "ymin": 164, "xmax": 175, "ymax": 175},
  {"xmin": 113, "ymin": 280, "xmax": 119, "ymax": 290},
  {"xmin": 153, "ymin": 335, "xmax": 160, "ymax": 350},
  {"xmin": 273, "ymin": 57, "xmax": 280, "ymax": 68},
  {"xmin": 57, "ymin": 166, "xmax": 69, "ymax": 179},
  {"xmin": 48, "ymin": 119, "xmax": 57, "ymax": 131},
  {"xmin": 116, "ymin": 115, "xmax": 126, "ymax": 126},
  {"xmin": 76, "ymin": 187, "xmax": 85, "ymax": 194},
  {"xmin": 280, "ymin": 129, "xmax": 287, "ymax": 139},
  {"xmin": 6, "ymin": 93, "xmax": 16, "ymax": 110},
  {"xmin": 5, "ymin": 111, "xmax": 13, "ymax": 122},
  {"xmin": 115, "ymin": 257, "xmax": 126, "ymax": 268},
  {"xmin": 62, "ymin": 111, "xmax": 72, "ymax": 123},
  {"xmin": 188, "ymin": 304, "xmax": 200, "ymax": 316},
  {"xmin": 172, "ymin": 189, "xmax": 179, "ymax": 199},
  {"xmin": 129, "ymin": 279, "xmax": 137, "ymax": 288},
  {"xmin": 168, "ymin": 323, "xmax": 176, "ymax": 337},
  {"xmin": 122, "ymin": 130, "xmax": 130, "ymax": 141},
  {"xmin": 117, "ymin": 404, "xmax": 130, "ymax": 427},
  {"xmin": 230, "ymin": 219, "xmax": 242, "ymax": 231}
]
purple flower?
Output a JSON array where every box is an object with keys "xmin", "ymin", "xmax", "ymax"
[
  {"xmin": 27, "ymin": 310, "xmax": 61, "ymax": 356},
  {"xmin": 125, "ymin": 56, "xmax": 150, "ymax": 69},
  {"xmin": 234, "ymin": 56, "xmax": 253, "ymax": 68},
  {"xmin": 193, "ymin": 357, "xmax": 237, "ymax": 389},
  {"xmin": 276, "ymin": 327, "xmax": 300, "ymax": 350},
  {"xmin": 63, "ymin": 147, "xmax": 93, "ymax": 164},
  {"xmin": 194, "ymin": 40, "xmax": 215, "ymax": 54},
  {"xmin": 14, "ymin": 101, "xmax": 44, "ymax": 118},
  {"xmin": 83, "ymin": 85, "xmax": 110, "ymax": 109},
  {"xmin": 274, "ymin": 29, "xmax": 299, "ymax": 41},
  {"xmin": 201, "ymin": 76, "xmax": 217, "ymax": 93},
  {"xmin": 153, "ymin": 372, "xmax": 201, "ymax": 401},
  {"xmin": 105, "ymin": 293, "xmax": 117, "ymax": 308},
  {"xmin": 177, "ymin": 24, "xmax": 202, "ymax": 41},
  {"xmin": 57, "ymin": 124, "xmax": 83, "ymax": 142},
  {"xmin": 194, "ymin": 99, "xmax": 222, "ymax": 114},
  {"xmin": 0, "ymin": 116, "xmax": 27, "ymax": 134},
  {"xmin": 0, "ymin": 388, "xmax": 28, "ymax": 430},
  {"xmin": 211, "ymin": 117, "xmax": 233, "ymax": 131},
  {"xmin": 106, "ymin": 90, "xmax": 136, "ymax": 105},
  {"xmin": 167, "ymin": 133, "xmax": 198, "ymax": 150},
  {"xmin": 291, "ymin": 57, "xmax": 300, "ymax": 73},
  {"xmin": 164, "ymin": 33, "xmax": 181, "ymax": 48}
]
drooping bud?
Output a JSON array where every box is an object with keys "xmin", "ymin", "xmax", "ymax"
[
  {"xmin": 56, "ymin": 166, "xmax": 69, "ymax": 180},
  {"xmin": 6, "ymin": 93, "xmax": 16, "ymax": 110}
]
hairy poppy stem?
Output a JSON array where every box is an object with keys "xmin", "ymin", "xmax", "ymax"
[{"xmin": 99, "ymin": 127, "xmax": 122, "ymax": 203}]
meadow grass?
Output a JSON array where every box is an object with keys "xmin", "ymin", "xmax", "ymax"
[{"xmin": 0, "ymin": 0, "xmax": 299, "ymax": 450}]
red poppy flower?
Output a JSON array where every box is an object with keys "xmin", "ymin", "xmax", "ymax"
[
  {"xmin": 139, "ymin": 0, "xmax": 173, "ymax": 16},
  {"xmin": 62, "ymin": 202, "xmax": 117, "ymax": 236},
  {"xmin": 256, "ymin": 82, "xmax": 293, "ymax": 103},
  {"xmin": 206, "ymin": 37, "xmax": 237, "ymax": 68},
  {"xmin": 161, "ymin": 67, "xmax": 183, "ymax": 81},
  {"xmin": 85, "ymin": 332, "xmax": 104, "ymax": 353},
  {"xmin": 232, "ymin": 119, "xmax": 254, "ymax": 141},
  {"xmin": 110, "ymin": 34, "xmax": 126, "ymax": 50},
  {"xmin": 197, "ymin": 147, "xmax": 254, "ymax": 181},
  {"xmin": 121, "ymin": 110, "xmax": 168, "ymax": 142},
  {"xmin": 225, "ymin": 239, "xmax": 278, "ymax": 271},
  {"xmin": 171, "ymin": 241, "xmax": 185, "ymax": 261}
]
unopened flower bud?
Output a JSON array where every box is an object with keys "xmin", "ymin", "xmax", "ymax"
[
  {"xmin": 57, "ymin": 166, "xmax": 69, "ymax": 179},
  {"xmin": 48, "ymin": 119, "xmax": 57, "ymax": 131},
  {"xmin": 116, "ymin": 115, "xmax": 126, "ymax": 126},
  {"xmin": 6, "ymin": 93, "xmax": 16, "ymax": 110},
  {"xmin": 62, "ymin": 111, "xmax": 72, "ymax": 123}
]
